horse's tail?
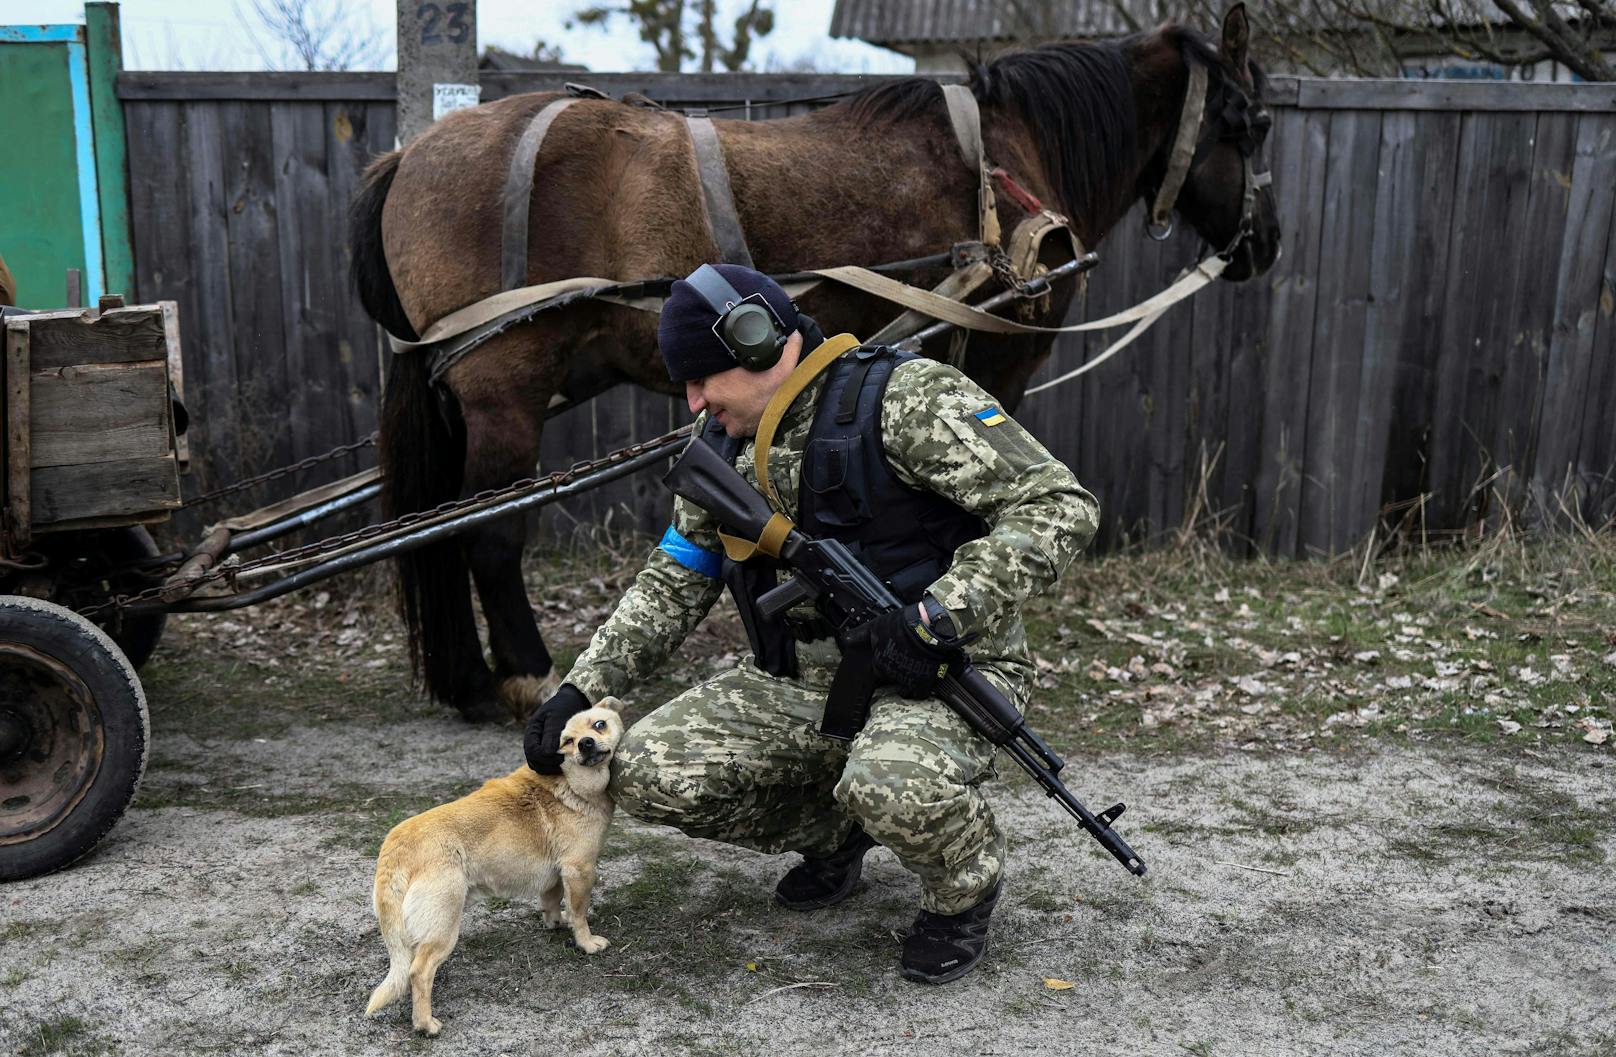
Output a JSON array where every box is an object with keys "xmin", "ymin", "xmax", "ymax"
[
  {"xmin": 348, "ymin": 149, "xmax": 418, "ymax": 342},
  {"xmin": 351, "ymin": 149, "xmax": 476, "ymax": 704}
]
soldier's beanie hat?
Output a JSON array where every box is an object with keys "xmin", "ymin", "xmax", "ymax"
[{"xmin": 659, "ymin": 263, "xmax": 799, "ymax": 383}]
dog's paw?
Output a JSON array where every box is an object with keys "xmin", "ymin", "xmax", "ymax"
[
  {"xmin": 415, "ymin": 1016, "xmax": 443, "ymax": 1037},
  {"xmin": 542, "ymin": 908, "xmax": 564, "ymax": 929},
  {"xmin": 576, "ymin": 934, "xmax": 610, "ymax": 955}
]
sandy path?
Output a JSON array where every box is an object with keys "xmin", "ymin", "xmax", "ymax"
[{"xmin": 4, "ymin": 685, "xmax": 1612, "ymax": 1057}]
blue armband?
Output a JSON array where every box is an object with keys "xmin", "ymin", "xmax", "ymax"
[{"xmin": 658, "ymin": 524, "xmax": 722, "ymax": 578}]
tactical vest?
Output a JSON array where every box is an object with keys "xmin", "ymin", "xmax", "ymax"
[{"xmin": 704, "ymin": 344, "xmax": 987, "ymax": 677}]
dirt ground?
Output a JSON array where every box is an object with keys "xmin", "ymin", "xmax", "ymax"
[{"xmin": 4, "ymin": 539, "xmax": 1614, "ymax": 1057}]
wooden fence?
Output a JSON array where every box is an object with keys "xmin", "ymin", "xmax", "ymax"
[{"xmin": 117, "ymin": 71, "xmax": 1616, "ymax": 555}]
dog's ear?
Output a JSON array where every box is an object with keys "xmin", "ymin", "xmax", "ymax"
[{"xmin": 596, "ymin": 696, "xmax": 623, "ymax": 713}]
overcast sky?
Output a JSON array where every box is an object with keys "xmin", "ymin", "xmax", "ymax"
[{"xmin": 14, "ymin": 0, "xmax": 914, "ymax": 74}]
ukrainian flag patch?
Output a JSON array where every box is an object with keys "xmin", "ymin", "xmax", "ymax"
[{"xmin": 974, "ymin": 406, "xmax": 1006, "ymax": 427}]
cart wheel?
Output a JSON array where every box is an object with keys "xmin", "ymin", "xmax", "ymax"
[
  {"xmin": 0, "ymin": 596, "xmax": 148, "ymax": 882},
  {"xmin": 34, "ymin": 526, "xmax": 169, "ymax": 670}
]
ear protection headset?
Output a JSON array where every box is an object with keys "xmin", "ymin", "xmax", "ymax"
[{"xmin": 684, "ymin": 264, "xmax": 790, "ymax": 372}]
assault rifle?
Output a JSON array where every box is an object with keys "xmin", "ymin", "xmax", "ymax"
[{"xmin": 664, "ymin": 438, "xmax": 1147, "ymax": 877}]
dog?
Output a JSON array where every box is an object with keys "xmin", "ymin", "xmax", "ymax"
[{"xmin": 364, "ymin": 702, "xmax": 623, "ymax": 1035}]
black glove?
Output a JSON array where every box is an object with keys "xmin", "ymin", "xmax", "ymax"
[
  {"xmin": 523, "ymin": 683, "xmax": 590, "ymax": 775},
  {"xmin": 867, "ymin": 605, "xmax": 957, "ymax": 698}
]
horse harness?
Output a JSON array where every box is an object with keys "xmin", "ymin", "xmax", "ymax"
[
  {"xmin": 1146, "ymin": 60, "xmax": 1272, "ymax": 255},
  {"xmin": 396, "ymin": 67, "xmax": 1264, "ymax": 396}
]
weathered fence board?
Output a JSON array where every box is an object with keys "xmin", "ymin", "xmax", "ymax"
[{"xmin": 118, "ymin": 72, "xmax": 1616, "ymax": 555}]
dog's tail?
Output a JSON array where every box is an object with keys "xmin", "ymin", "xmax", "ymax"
[{"xmin": 366, "ymin": 873, "xmax": 412, "ymax": 1016}]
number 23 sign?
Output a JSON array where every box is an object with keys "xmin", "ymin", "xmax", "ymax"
[{"xmin": 416, "ymin": 2, "xmax": 471, "ymax": 45}]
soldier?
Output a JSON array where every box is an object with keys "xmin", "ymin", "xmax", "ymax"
[{"xmin": 524, "ymin": 263, "xmax": 1098, "ymax": 984}]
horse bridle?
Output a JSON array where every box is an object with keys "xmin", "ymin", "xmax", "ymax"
[{"xmin": 1145, "ymin": 59, "xmax": 1272, "ymax": 259}]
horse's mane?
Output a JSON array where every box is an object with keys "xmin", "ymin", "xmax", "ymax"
[{"xmin": 829, "ymin": 23, "xmax": 1256, "ymax": 226}]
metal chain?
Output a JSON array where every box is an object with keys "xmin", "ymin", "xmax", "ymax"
[
  {"xmin": 182, "ymin": 433, "xmax": 380, "ymax": 508},
  {"xmin": 987, "ymin": 247, "xmax": 1040, "ymax": 298},
  {"xmin": 80, "ymin": 426, "xmax": 694, "ymax": 618}
]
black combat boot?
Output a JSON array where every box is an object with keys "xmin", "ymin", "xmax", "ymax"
[
  {"xmin": 774, "ymin": 828, "xmax": 878, "ymax": 911},
  {"xmin": 900, "ymin": 880, "xmax": 1001, "ymax": 984}
]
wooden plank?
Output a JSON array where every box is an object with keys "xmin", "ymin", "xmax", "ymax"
[
  {"xmin": 124, "ymin": 101, "xmax": 193, "ymax": 307},
  {"xmin": 1262, "ymin": 76, "xmax": 1299, "ymax": 108},
  {"xmin": 220, "ymin": 99, "xmax": 291, "ymax": 482},
  {"xmin": 1426, "ymin": 110, "xmax": 1538, "ymax": 531},
  {"xmin": 1252, "ymin": 107, "xmax": 1329, "ymax": 557},
  {"xmin": 1361, "ymin": 111, "xmax": 1459, "ymax": 541},
  {"xmin": 1075, "ymin": 205, "xmax": 1149, "ymax": 548},
  {"xmin": 1296, "ymin": 79, "xmax": 1616, "ymax": 114},
  {"xmin": 1492, "ymin": 111, "xmax": 1577, "ymax": 520},
  {"xmin": 271, "ymin": 101, "xmax": 343, "ymax": 483},
  {"xmin": 30, "ymin": 360, "xmax": 171, "ymax": 467},
  {"xmin": 1146, "ymin": 233, "xmax": 1200, "ymax": 541},
  {"xmin": 116, "ymin": 70, "xmax": 914, "ymax": 104},
  {"xmin": 1532, "ymin": 115, "xmax": 1616, "ymax": 513},
  {"xmin": 1185, "ymin": 258, "xmax": 1233, "ymax": 541},
  {"xmin": 118, "ymin": 71, "xmax": 398, "ymax": 101},
  {"xmin": 22, "ymin": 306, "xmax": 166, "ymax": 370},
  {"xmin": 1571, "ymin": 121, "xmax": 1616, "ymax": 527},
  {"xmin": 31, "ymin": 456, "xmax": 181, "ymax": 525},
  {"xmin": 160, "ymin": 300, "xmax": 190, "ymax": 469},
  {"xmin": 181, "ymin": 101, "xmax": 240, "ymax": 492},
  {"xmin": 1298, "ymin": 109, "xmax": 1382, "ymax": 555},
  {"xmin": 115, "ymin": 71, "xmax": 1616, "ymax": 114},
  {"xmin": 5, "ymin": 322, "xmax": 31, "ymax": 544},
  {"xmin": 1376, "ymin": 113, "xmax": 1467, "ymax": 530}
]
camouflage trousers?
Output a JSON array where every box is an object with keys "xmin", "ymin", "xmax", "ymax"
[{"xmin": 608, "ymin": 642, "xmax": 1007, "ymax": 914}]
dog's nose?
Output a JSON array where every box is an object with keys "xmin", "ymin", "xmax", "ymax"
[{"xmin": 578, "ymin": 736, "xmax": 596, "ymax": 754}]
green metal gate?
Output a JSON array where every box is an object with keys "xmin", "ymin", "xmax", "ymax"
[{"xmin": 0, "ymin": 2, "xmax": 133, "ymax": 308}]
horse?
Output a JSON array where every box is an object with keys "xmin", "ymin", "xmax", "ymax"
[{"xmin": 348, "ymin": 6, "xmax": 1282, "ymax": 722}]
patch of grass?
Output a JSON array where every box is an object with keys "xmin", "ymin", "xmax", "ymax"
[
  {"xmin": 17, "ymin": 1015, "xmax": 97, "ymax": 1057},
  {"xmin": 2, "ymin": 967, "xmax": 29, "ymax": 988},
  {"xmin": 0, "ymin": 920, "xmax": 55, "ymax": 943},
  {"xmin": 1383, "ymin": 761, "xmax": 1611, "ymax": 868},
  {"xmin": 220, "ymin": 959, "xmax": 256, "ymax": 985}
]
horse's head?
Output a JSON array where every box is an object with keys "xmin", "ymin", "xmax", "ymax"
[{"xmin": 1143, "ymin": 5, "xmax": 1281, "ymax": 281}]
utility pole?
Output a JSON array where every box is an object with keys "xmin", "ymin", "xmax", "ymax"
[{"xmin": 395, "ymin": 1, "xmax": 479, "ymax": 144}]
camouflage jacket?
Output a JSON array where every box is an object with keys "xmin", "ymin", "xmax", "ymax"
[{"xmin": 565, "ymin": 351, "xmax": 1100, "ymax": 706}]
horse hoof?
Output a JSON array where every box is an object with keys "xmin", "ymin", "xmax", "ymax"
[
  {"xmin": 453, "ymin": 696, "xmax": 512, "ymax": 724},
  {"xmin": 498, "ymin": 671, "xmax": 562, "ymax": 722}
]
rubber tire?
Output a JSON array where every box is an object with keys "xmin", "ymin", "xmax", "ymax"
[
  {"xmin": 35, "ymin": 526, "xmax": 168, "ymax": 670},
  {"xmin": 0, "ymin": 597, "xmax": 149, "ymax": 882}
]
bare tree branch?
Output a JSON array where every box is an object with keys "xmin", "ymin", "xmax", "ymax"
[{"xmin": 244, "ymin": 0, "xmax": 389, "ymax": 72}]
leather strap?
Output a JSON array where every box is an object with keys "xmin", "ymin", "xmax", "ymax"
[
  {"xmin": 752, "ymin": 332, "xmax": 861, "ymax": 509},
  {"xmin": 718, "ymin": 510, "xmax": 794, "ymax": 562},
  {"xmin": 868, "ymin": 259, "xmax": 993, "ymax": 345},
  {"xmin": 810, "ymin": 257, "xmax": 1224, "ymax": 337},
  {"xmin": 941, "ymin": 85, "xmax": 1001, "ymax": 248},
  {"xmin": 501, "ymin": 97, "xmax": 580, "ymax": 291},
  {"xmin": 1151, "ymin": 63, "xmax": 1209, "ymax": 231},
  {"xmin": 686, "ymin": 114, "xmax": 754, "ymax": 267}
]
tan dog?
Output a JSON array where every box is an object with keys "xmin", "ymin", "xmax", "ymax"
[{"xmin": 364, "ymin": 703, "xmax": 622, "ymax": 1035}]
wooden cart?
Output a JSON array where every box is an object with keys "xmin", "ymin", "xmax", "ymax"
[
  {"xmin": 0, "ymin": 298, "xmax": 183, "ymax": 881},
  {"xmin": 0, "ymin": 297, "xmax": 681, "ymax": 881}
]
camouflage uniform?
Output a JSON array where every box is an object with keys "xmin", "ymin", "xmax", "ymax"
[{"xmin": 566, "ymin": 354, "xmax": 1099, "ymax": 914}]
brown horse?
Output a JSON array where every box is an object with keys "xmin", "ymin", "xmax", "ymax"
[{"xmin": 349, "ymin": 8, "xmax": 1281, "ymax": 721}]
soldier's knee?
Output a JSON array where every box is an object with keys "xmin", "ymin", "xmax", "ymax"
[
  {"xmin": 606, "ymin": 726, "xmax": 663, "ymax": 817},
  {"xmin": 834, "ymin": 752, "xmax": 970, "ymax": 852},
  {"xmin": 607, "ymin": 729, "xmax": 743, "ymax": 831}
]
